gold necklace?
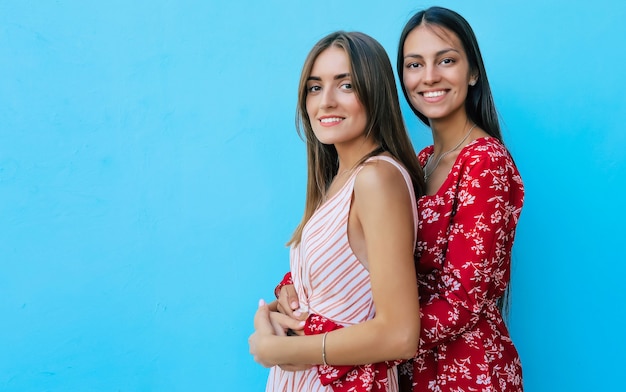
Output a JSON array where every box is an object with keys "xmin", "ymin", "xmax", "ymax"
[{"xmin": 424, "ymin": 124, "xmax": 476, "ymax": 181}]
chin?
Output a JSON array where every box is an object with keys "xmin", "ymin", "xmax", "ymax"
[
  {"xmin": 419, "ymin": 111, "xmax": 449, "ymax": 120},
  {"xmin": 312, "ymin": 136, "xmax": 337, "ymax": 145}
]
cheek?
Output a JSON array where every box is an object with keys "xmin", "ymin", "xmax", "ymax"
[
  {"xmin": 348, "ymin": 97, "xmax": 365, "ymax": 116},
  {"xmin": 402, "ymin": 74, "xmax": 410, "ymax": 88},
  {"xmin": 455, "ymin": 82, "xmax": 469, "ymax": 98},
  {"xmin": 402, "ymin": 77, "xmax": 420, "ymax": 102},
  {"xmin": 403, "ymin": 73, "xmax": 418, "ymax": 91}
]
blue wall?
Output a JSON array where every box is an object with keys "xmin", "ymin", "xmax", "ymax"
[{"xmin": 1, "ymin": 1, "xmax": 624, "ymax": 391}]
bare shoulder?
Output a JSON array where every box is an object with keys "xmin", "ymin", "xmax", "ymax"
[{"xmin": 353, "ymin": 157, "xmax": 409, "ymax": 199}]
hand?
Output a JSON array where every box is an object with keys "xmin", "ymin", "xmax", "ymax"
[
  {"xmin": 249, "ymin": 300, "xmax": 312, "ymax": 372},
  {"xmin": 269, "ymin": 302, "xmax": 311, "ymax": 371},
  {"xmin": 277, "ymin": 284, "xmax": 307, "ymax": 321},
  {"xmin": 249, "ymin": 299, "xmax": 278, "ymax": 367},
  {"xmin": 268, "ymin": 310, "xmax": 306, "ymax": 337}
]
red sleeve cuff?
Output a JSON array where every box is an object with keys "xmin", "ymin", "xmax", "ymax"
[{"xmin": 274, "ymin": 272, "xmax": 293, "ymax": 299}]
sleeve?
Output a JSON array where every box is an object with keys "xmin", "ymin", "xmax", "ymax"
[
  {"xmin": 274, "ymin": 271, "xmax": 293, "ymax": 299},
  {"xmin": 417, "ymin": 149, "xmax": 523, "ymax": 352}
]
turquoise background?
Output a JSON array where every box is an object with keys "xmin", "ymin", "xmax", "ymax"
[{"xmin": 1, "ymin": 0, "xmax": 624, "ymax": 390}]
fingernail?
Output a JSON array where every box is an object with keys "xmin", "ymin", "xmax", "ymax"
[
  {"xmin": 299, "ymin": 321, "xmax": 305, "ymax": 327},
  {"xmin": 258, "ymin": 299, "xmax": 266, "ymax": 307},
  {"xmin": 291, "ymin": 301, "xmax": 298, "ymax": 308},
  {"xmin": 293, "ymin": 311, "xmax": 301, "ymax": 317}
]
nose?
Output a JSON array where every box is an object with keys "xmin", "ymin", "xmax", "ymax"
[
  {"xmin": 423, "ymin": 65, "xmax": 441, "ymax": 85},
  {"xmin": 319, "ymin": 87, "xmax": 337, "ymax": 108}
]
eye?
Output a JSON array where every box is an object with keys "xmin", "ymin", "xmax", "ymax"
[
  {"xmin": 340, "ymin": 82, "xmax": 353, "ymax": 90},
  {"xmin": 405, "ymin": 62, "xmax": 422, "ymax": 69},
  {"xmin": 308, "ymin": 85, "xmax": 321, "ymax": 93},
  {"xmin": 440, "ymin": 58, "xmax": 455, "ymax": 65}
]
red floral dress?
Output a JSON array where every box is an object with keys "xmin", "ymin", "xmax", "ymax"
[{"xmin": 398, "ymin": 137, "xmax": 524, "ymax": 391}]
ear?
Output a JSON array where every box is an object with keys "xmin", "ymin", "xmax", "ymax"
[{"xmin": 469, "ymin": 75, "xmax": 478, "ymax": 86}]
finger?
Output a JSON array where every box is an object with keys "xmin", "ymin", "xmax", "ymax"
[
  {"xmin": 277, "ymin": 306, "xmax": 302, "ymax": 321},
  {"xmin": 277, "ymin": 287, "xmax": 295, "ymax": 318},
  {"xmin": 253, "ymin": 299, "xmax": 274, "ymax": 335},
  {"xmin": 269, "ymin": 311, "xmax": 306, "ymax": 333},
  {"xmin": 277, "ymin": 302, "xmax": 306, "ymax": 322},
  {"xmin": 267, "ymin": 300, "xmax": 278, "ymax": 312},
  {"xmin": 269, "ymin": 315, "xmax": 287, "ymax": 336},
  {"xmin": 285, "ymin": 285, "xmax": 300, "ymax": 310}
]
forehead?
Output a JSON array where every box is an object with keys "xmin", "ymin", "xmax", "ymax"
[
  {"xmin": 404, "ymin": 24, "xmax": 464, "ymax": 54},
  {"xmin": 310, "ymin": 46, "xmax": 351, "ymax": 76}
]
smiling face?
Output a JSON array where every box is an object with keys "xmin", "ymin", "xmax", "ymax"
[
  {"xmin": 402, "ymin": 24, "xmax": 477, "ymax": 123},
  {"xmin": 305, "ymin": 46, "xmax": 368, "ymax": 147}
]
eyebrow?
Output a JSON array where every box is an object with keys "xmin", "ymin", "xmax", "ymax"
[
  {"xmin": 404, "ymin": 48, "xmax": 460, "ymax": 59},
  {"xmin": 307, "ymin": 73, "xmax": 351, "ymax": 81}
]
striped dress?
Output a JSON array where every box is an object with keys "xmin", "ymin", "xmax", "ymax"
[{"xmin": 266, "ymin": 156, "xmax": 419, "ymax": 392}]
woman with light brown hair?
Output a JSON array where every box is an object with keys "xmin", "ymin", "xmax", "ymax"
[{"xmin": 248, "ymin": 30, "xmax": 425, "ymax": 391}]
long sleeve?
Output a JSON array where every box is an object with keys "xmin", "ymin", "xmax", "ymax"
[{"xmin": 416, "ymin": 144, "xmax": 524, "ymax": 352}]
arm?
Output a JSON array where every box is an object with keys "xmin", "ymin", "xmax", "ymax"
[
  {"xmin": 250, "ymin": 161, "xmax": 420, "ymax": 366},
  {"xmin": 418, "ymin": 149, "xmax": 523, "ymax": 351}
]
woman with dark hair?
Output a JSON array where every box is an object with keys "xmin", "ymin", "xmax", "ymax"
[
  {"xmin": 249, "ymin": 31, "xmax": 425, "ymax": 391},
  {"xmin": 274, "ymin": 7, "xmax": 525, "ymax": 392},
  {"xmin": 396, "ymin": 6, "xmax": 524, "ymax": 391}
]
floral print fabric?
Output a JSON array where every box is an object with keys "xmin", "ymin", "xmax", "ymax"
[
  {"xmin": 399, "ymin": 137, "xmax": 524, "ymax": 392},
  {"xmin": 305, "ymin": 314, "xmax": 402, "ymax": 392}
]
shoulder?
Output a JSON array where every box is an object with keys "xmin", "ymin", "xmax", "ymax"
[
  {"xmin": 456, "ymin": 138, "xmax": 524, "ymax": 201},
  {"xmin": 354, "ymin": 156, "xmax": 411, "ymax": 199},
  {"xmin": 463, "ymin": 137, "xmax": 512, "ymax": 159},
  {"xmin": 352, "ymin": 156, "xmax": 416, "ymax": 224},
  {"xmin": 459, "ymin": 137, "xmax": 519, "ymax": 173}
]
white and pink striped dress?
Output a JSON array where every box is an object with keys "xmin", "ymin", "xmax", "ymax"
[{"xmin": 266, "ymin": 156, "xmax": 419, "ymax": 392}]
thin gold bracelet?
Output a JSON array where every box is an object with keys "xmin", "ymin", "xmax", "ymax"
[{"xmin": 322, "ymin": 332, "xmax": 328, "ymax": 366}]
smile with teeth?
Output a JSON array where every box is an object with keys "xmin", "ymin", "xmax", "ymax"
[
  {"xmin": 320, "ymin": 117, "xmax": 343, "ymax": 124},
  {"xmin": 422, "ymin": 90, "xmax": 446, "ymax": 98}
]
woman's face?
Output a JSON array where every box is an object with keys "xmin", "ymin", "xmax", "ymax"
[
  {"xmin": 401, "ymin": 24, "xmax": 476, "ymax": 122},
  {"xmin": 305, "ymin": 46, "xmax": 368, "ymax": 147}
]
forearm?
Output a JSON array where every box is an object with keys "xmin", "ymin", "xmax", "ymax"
[
  {"xmin": 418, "ymin": 295, "xmax": 478, "ymax": 351},
  {"xmin": 265, "ymin": 317, "xmax": 418, "ymax": 366},
  {"xmin": 324, "ymin": 318, "xmax": 418, "ymax": 364}
]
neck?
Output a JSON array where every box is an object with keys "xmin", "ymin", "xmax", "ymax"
[
  {"xmin": 429, "ymin": 115, "xmax": 472, "ymax": 154},
  {"xmin": 335, "ymin": 139, "xmax": 380, "ymax": 173}
]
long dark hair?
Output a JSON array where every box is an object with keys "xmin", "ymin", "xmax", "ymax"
[
  {"xmin": 397, "ymin": 7, "xmax": 511, "ymax": 316},
  {"xmin": 397, "ymin": 6, "xmax": 503, "ymax": 143},
  {"xmin": 288, "ymin": 31, "xmax": 426, "ymax": 245}
]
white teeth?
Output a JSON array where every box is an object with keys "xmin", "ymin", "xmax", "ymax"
[
  {"xmin": 423, "ymin": 91, "xmax": 445, "ymax": 98},
  {"xmin": 320, "ymin": 117, "xmax": 342, "ymax": 123}
]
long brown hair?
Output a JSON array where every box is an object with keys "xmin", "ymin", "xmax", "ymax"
[{"xmin": 288, "ymin": 31, "xmax": 425, "ymax": 246}]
